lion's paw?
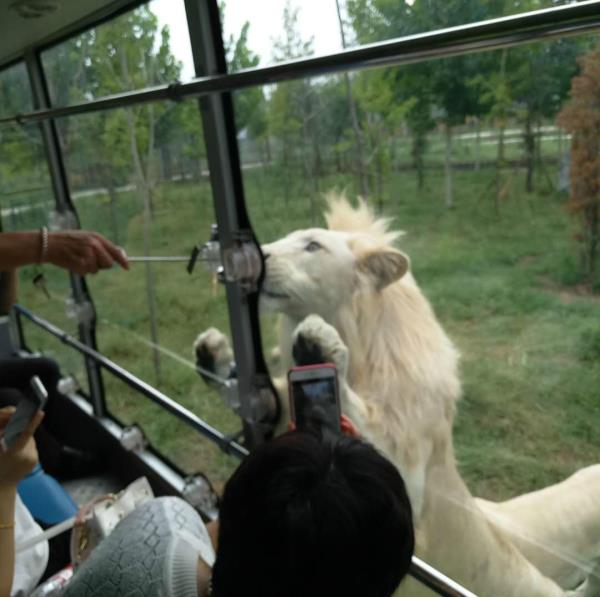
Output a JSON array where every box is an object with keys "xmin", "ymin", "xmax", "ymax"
[
  {"xmin": 193, "ymin": 327, "xmax": 234, "ymax": 383},
  {"xmin": 292, "ymin": 315, "xmax": 348, "ymax": 379}
]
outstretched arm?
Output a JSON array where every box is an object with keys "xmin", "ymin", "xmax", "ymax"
[{"xmin": 0, "ymin": 230, "xmax": 129, "ymax": 274}]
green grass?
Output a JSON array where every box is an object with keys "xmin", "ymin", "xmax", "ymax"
[{"xmin": 14, "ymin": 160, "xmax": 600, "ymax": 500}]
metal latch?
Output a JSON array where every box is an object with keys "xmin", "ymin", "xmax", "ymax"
[
  {"xmin": 65, "ymin": 296, "xmax": 94, "ymax": 326},
  {"xmin": 219, "ymin": 377, "xmax": 241, "ymax": 414},
  {"xmin": 187, "ymin": 226, "xmax": 262, "ymax": 292},
  {"xmin": 57, "ymin": 375, "xmax": 80, "ymax": 395},
  {"xmin": 222, "ymin": 238, "xmax": 262, "ymax": 291},
  {"xmin": 120, "ymin": 425, "xmax": 147, "ymax": 453},
  {"xmin": 48, "ymin": 209, "xmax": 78, "ymax": 231},
  {"xmin": 188, "ymin": 223, "xmax": 221, "ymax": 275},
  {"xmin": 182, "ymin": 474, "xmax": 219, "ymax": 519}
]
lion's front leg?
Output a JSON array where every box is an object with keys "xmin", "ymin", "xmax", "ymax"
[
  {"xmin": 193, "ymin": 327, "xmax": 235, "ymax": 387},
  {"xmin": 477, "ymin": 464, "xmax": 600, "ymax": 593},
  {"xmin": 291, "ymin": 315, "xmax": 369, "ymax": 430}
]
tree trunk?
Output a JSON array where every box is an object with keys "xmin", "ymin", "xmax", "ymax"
[
  {"xmin": 107, "ymin": 178, "xmax": 120, "ymax": 244},
  {"xmin": 123, "ymin": 103, "xmax": 161, "ymax": 383},
  {"xmin": 282, "ymin": 129, "xmax": 291, "ymax": 206},
  {"xmin": 143, "ymin": 204, "xmax": 161, "ymax": 384},
  {"xmin": 161, "ymin": 144, "xmax": 173, "ymax": 182},
  {"xmin": 495, "ymin": 122, "xmax": 505, "ymax": 215},
  {"xmin": 266, "ymin": 135, "xmax": 273, "ymax": 164},
  {"xmin": 524, "ymin": 110, "xmax": 535, "ymax": 193},
  {"xmin": 583, "ymin": 205, "xmax": 599, "ymax": 284},
  {"xmin": 558, "ymin": 128, "xmax": 563, "ymax": 156},
  {"xmin": 412, "ymin": 131, "xmax": 426, "ymax": 192},
  {"xmin": 179, "ymin": 146, "xmax": 186, "ymax": 180},
  {"xmin": 475, "ymin": 118, "xmax": 481, "ymax": 171},
  {"xmin": 376, "ymin": 150, "xmax": 384, "ymax": 213},
  {"xmin": 302, "ymin": 113, "xmax": 318, "ymax": 225},
  {"xmin": 146, "ymin": 103, "xmax": 156, "ymax": 216},
  {"xmin": 444, "ymin": 123, "xmax": 454, "ymax": 209},
  {"xmin": 335, "ymin": 0, "xmax": 369, "ymax": 199},
  {"xmin": 494, "ymin": 48, "xmax": 508, "ymax": 214}
]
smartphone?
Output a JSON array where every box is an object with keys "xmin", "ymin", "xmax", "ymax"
[
  {"xmin": 288, "ymin": 364, "xmax": 341, "ymax": 435},
  {"xmin": 0, "ymin": 376, "xmax": 48, "ymax": 450}
]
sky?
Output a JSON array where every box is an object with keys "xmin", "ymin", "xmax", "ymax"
[{"xmin": 150, "ymin": 0, "xmax": 344, "ymax": 81}]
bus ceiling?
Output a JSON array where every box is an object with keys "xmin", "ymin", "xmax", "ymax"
[{"xmin": 0, "ymin": 0, "xmax": 140, "ymax": 69}]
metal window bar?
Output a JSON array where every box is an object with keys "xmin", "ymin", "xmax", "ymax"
[
  {"xmin": 410, "ymin": 557, "xmax": 480, "ymax": 597},
  {"xmin": 183, "ymin": 0, "xmax": 277, "ymax": 447},
  {"xmin": 0, "ymin": 0, "xmax": 600, "ymax": 126},
  {"xmin": 14, "ymin": 304, "xmax": 249, "ymax": 459}
]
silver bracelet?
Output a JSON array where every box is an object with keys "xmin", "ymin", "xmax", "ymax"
[{"xmin": 39, "ymin": 226, "xmax": 49, "ymax": 263}]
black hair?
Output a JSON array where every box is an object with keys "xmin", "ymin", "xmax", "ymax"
[{"xmin": 211, "ymin": 432, "xmax": 414, "ymax": 597}]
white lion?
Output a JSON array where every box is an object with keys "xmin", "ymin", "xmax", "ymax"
[{"xmin": 195, "ymin": 193, "xmax": 600, "ymax": 596}]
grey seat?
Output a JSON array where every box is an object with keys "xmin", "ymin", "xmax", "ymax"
[{"xmin": 63, "ymin": 497, "xmax": 211, "ymax": 597}]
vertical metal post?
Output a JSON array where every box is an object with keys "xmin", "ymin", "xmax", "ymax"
[
  {"xmin": 24, "ymin": 50, "xmax": 106, "ymax": 416},
  {"xmin": 184, "ymin": 0, "xmax": 277, "ymax": 447}
]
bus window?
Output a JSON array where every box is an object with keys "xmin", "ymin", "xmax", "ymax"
[
  {"xmin": 40, "ymin": 2, "xmax": 242, "ymax": 482},
  {"xmin": 233, "ymin": 13, "xmax": 600, "ymax": 591},
  {"xmin": 0, "ymin": 62, "xmax": 88, "ymax": 392}
]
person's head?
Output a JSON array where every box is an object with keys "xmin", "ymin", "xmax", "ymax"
[{"xmin": 211, "ymin": 431, "xmax": 414, "ymax": 597}]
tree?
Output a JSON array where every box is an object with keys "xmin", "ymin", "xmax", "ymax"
[
  {"xmin": 346, "ymin": 0, "xmax": 434, "ymax": 192},
  {"xmin": 226, "ymin": 22, "xmax": 269, "ymax": 163},
  {"xmin": 0, "ymin": 65, "xmax": 41, "ymax": 200},
  {"xmin": 269, "ymin": 2, "xmax": 322, "ymax": 218},
  {"xmin": 77, "ymin": 6, "xmax": 182, "ymax": 382},
  {"xmin": 335, "ymin": 0, "xmax": 369, "ymax": 198},
  {"xmin": 557, "ymin": 43, "xmax": 600, "ymax": 287},
  {"xmin": 470, "ymin": 49, "xmax": 514, "ymax": 214},
  {"xmin": 353, "ymin": 69, "xmax": 411, "ymax": 210},
  {"xmin": 346, "ymin": 0, "xmax": 491, "ymax": 206},
  {"xmin": 511, "ymin": 37, "xmax": 585, "ymax": 193},
  {"xmin": 418, "ymin": 3, "xmax": 479, "ymax": 206}
]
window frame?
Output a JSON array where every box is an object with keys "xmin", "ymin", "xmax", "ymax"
[{"xmin": 3, "ymin": 3, "xmax": 600, "ymax": 594}]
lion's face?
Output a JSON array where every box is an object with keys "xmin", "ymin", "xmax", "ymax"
[
  {"xmin": 261, "ymin": 228, "xmax": 356, "ymax": 320},
  {"xmin": 261, "ymin": 227, "xmax": 410, "ymax": 321}
]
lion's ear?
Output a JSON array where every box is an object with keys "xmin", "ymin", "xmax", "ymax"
[{"xmin": 357, "ymin": 249, "xmax": 410, "ymax": 291}]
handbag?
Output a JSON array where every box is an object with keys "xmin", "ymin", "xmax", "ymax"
[{"xmin": 70, "ymin": 476, "xmax": 154, "ymax": 566}]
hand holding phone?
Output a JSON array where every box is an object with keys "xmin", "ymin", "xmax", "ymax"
[
  {"xmin": 0, "ymin": 408, "xmax": 44, "ymax": 489},
  {"xmin": 288, "ymin": 364, "xmax": 341, "ymax": 436},
  {"xmin": 0, "ymin": 376, "xmax": 48, "ymax": 451}
]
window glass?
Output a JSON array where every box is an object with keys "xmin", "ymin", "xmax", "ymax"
[
  {"xmin": 221, "ymin": 0, "xmax": 585, "ymax": 70},
  {"xmin": 0, "ymin": 62, "xmax": 32, "ymax": 118},
  {"xmin": 0, "ymin": 63, "xmax": 87, "ymax": 391},
  {"xmin": 240, "ymin": 30, "xmax": 600, "ymax": 593},
  {"xmin": 53, "ymin": 90, "xmax": 240, "ymax": 482},
  {"xmin": 41, "ymin": 0, "xmax": 244, "ymax": 484},
  {"xmin": 42, "ymin": 0, "xmax": 195, "ymax": 105}
]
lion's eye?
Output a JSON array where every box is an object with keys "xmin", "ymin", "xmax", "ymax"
[{"xmin": 305, "ymin": 240, "xmax": 322, "ymax": 252}]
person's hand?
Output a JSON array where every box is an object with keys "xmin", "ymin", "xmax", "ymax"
[
  {"xmin": 45, "ymin": 230, "xmax": 129, "ymax": 275},
  {"xmin": 0, "ymin": 407, "xmax": 15, "ymax": 431},
  {"xmin": 287, "ymin": 414, "xmax": 360, "ymax": 437},
  {"xmin": 340, "ymin": 414, "xmax": 360, "ymax": 438},
  {"xmin": 0, "ymin": 408, "xmax": 43, "ymax": 489}
]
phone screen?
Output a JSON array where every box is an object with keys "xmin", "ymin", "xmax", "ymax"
[{"xmin": 291, "ymin": 375, "xmax": 340, "ymax": 434}]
